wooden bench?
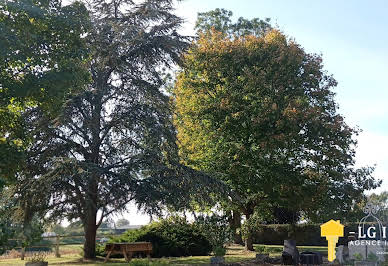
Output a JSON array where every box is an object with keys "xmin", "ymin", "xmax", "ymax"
[{"xmin": 104, "ymin": 242, "xmax": 152, "ymax": 262}]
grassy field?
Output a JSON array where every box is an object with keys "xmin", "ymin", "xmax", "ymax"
[
  {"xmin": 255, "ymin": 244, "xmax": 328, "ymax": 255},
  {"xmin": 0, "ymin": 244, "xmax": 327, "ymax": 265}
]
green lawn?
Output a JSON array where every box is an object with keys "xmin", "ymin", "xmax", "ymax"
[
  {"xmin": 254, "ymin": 244, "xmax": 328, "ymax": 256},
  {"xmin": 0, "ymin": 255, "xmax": 253, "ymax": 266},
  {"xmin": 0, "ymin": 244, "xmax": 328, "ymax": 265}
]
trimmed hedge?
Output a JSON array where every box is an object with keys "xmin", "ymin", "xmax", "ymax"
[
  {"xmin": 97, "ymin": 217, "xmax": 212, "ymax": 258},
  {"xmin": 26, "ymin": 239, "xmax": 52, "ymax": 252},
  {"xmin": 252, "ymin": 223, "xmax": 359, "ymax": 246}
]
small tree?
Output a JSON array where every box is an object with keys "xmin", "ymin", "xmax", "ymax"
[
  {"xmin": 195, "ymin": 214, "xmax": 232, "ymax": 256},
  {"xmin": 115, "ymin": 218, "xmax": 130, "ymax": 228},
  {"xmin": 99, "ymin": 220, "xmax": 112, "ymax": 229}
]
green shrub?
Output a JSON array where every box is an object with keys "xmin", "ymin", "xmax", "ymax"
[
  {"xmin": 99, "ymin": 217, "xmax": 211, "ymax": 258},
  {"xmin": 213, "ymin": 246, "xmax": 226, "ymax": 256},
  {"xmin": 353, "ymin": 253, "xmax": 363, "ymax": 260},
  {"xmin": 96, "ymin": 243, "xmax": 104, "ymax": 257},
  {"xmin": 194, "ymin": 214, "xmax": 232, "ymax": 255},
  {"xmin": 368, "ymin": 252, "xmax": 378, "ymax": 262},
  {"xmin": 61, "ymin": 236, "xmax": 84, "ymax": 244},
  {"xmin": 255, "ymin": 245, "xmax": 267, "ymax": 253},
  {"xmin": 0, "ymin": 216, "xmax": 44, "ymax": 255},
  {"xmin": 25, "ymin": 239, "xmax": 52, "ymax": 252}
]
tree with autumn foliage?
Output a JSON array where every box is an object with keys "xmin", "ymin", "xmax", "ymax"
[{"xmin": 174, "ymin": 27, "xmax": 379, "ymax": 250}]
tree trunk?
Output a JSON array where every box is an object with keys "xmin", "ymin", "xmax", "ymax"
[
  {"xmin": 83, "ymin": 92, "xmax": 101, "ymax": 260},
  {"xmin": 288, "ymin": 222, "xmax": 297, "ymax": 239},
  {"xmin": 83, "ymin": 217, "xmax": 97, "ymax": 259},
  {"xmin": 245, "ymin": 236, "xmax": 253, "ymax": 251},
  {"xmin": 83, "ymin": 172, "xmax": 98, "ymax": 259},
  {"xmin": 229, "ymin": 210, "xmax": 243, "ymax": 245},
  {"xmin": 244, "ymin": 210, "xmax": 254, "ymax": 251},
  {"xmin": 21, "ymin": 202, "xmax": 32, "ymax": 260}
]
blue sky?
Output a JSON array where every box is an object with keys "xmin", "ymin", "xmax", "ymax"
[{"xmin": 124, "ymin": 0, "xmax": 388, "ymax": 224}]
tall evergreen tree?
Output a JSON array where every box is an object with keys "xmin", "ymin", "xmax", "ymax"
[{"xmin": 11, "ymin": 0, "xmax": 222, "ymax": 259}]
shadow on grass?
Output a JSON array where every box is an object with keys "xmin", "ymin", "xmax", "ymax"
[{"xmin": 0, "ymin": 244, "xmax": 328, "ymax": 265}]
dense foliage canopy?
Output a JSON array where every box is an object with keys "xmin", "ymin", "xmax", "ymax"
[
  {"xmin": 0, "ymin": 0, "xmax": 90, "ymax": 182},
  {"xmin": 174, "ymin": 27, "xmax": 379, "ymax": 249},
  {"xmin": 3, "ymin": 0, "xmax": 226, "ymax": 259}
]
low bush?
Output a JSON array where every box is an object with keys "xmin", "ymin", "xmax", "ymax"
[
  {"xmin": 98, "ymin": 217, "xmax": 211, "ymax": 258},
  {"xmin": 61, "ymin": 237, "xmax": 85, "ymax": 244},
  {"xmin": 95, "ymin": 243, "xmax": 105, "ymax": 257},
  {"xmin": 255, "ymin": 245, "xmax": 267, "ymax": 253},
  {"xmin": 25, "ymin": 239, "xmax": 52, "ymax": 252},
  {"xmin": 194, "ymin": 215, "xmax": 232, "ymax": 256},
  {"xmin": 213, "ymin": 246, "xmax": 226, "ymax": 256}
]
